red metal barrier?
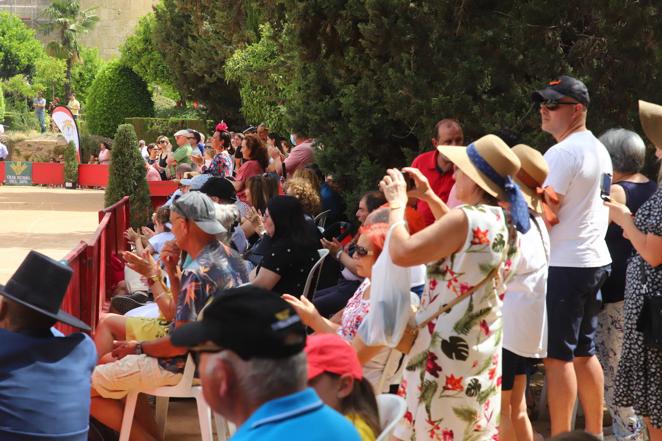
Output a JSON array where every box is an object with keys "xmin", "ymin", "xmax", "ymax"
[
  {"xmin": 32, "ymin": 163, "xmax": 64, "ymax": 185},
  {"xmin": 148, "ymin": 180, "xmax": 178, "ymax": 210},
  {"xmin": 58, "ymin": 242, "xmax": 87, "ymax": 336},
  {"xmin": 79, "ymin": 164, "xmax": 110, "ymax": 188},
  {"xmin": 99, "ymin": 196, "xmax": 131, "ymax": 300},
  {"xmin": 0, "ymin": 161, "xmax": 5, "ymax": 182}
]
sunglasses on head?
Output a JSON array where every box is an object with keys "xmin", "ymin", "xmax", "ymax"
[
  {"xmin": 540, "ymin": 100, "xmax": 580, "ymax": 111},
  {"xmin": 354, "ymin": 245, "xmax": 374, "ymax": 257}
]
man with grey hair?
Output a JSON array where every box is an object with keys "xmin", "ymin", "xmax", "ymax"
[
  {"xmin": 90, "ymin": 192, "xmax": 248, "ymax": 441},
  {"xmin": 171, "ymin": 286, "xmax": 361, "ymax": 440},
  {"xmin": 596, "ymin": 128, "xmax": 654, "ymax": 441}
]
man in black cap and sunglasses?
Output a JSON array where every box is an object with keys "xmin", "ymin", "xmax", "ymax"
[
  {"xmin": 170, "ymin": 286, "xmax": 360, "ymax": 441},
  {"xmin": 0, "ymin": 251, "xmax": 96, "ymax": 440},
  {"xmin": 532, "ymin": 75, "xmax": 613, "ymax": 438}
]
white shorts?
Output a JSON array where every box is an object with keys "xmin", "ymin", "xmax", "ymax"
[{"xmin": 92, "ymin": 354, "xmax": 181, "ymax": 399}]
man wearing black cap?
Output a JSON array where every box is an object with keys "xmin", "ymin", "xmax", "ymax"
[
  {"xmin": 0, "ymin": 251, "xmax": 96, "ymax": 440},
  {"xmin": 90, "ymin": 192, "xmax": 249, "ymax": 440},
  {"xmin": 171, "ymin": 286, "xmax": 360, "ymax": 441},
  {"xmin": 532, "ymin": 75, "xmax": 613, "ymax": 437}
]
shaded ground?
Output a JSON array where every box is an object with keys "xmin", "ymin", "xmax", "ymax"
[{"xmin": 0, "ymin": 185, "xmax": 104, "ymax": 283}]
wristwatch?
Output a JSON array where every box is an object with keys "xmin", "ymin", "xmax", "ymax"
[
  {"xmin": 335, "ymin": 249, "xmax": 344, "ymax": 260},
  {"xmin": 147, "ymin": 273, "xmax": 161, "ymax": 287},
  {"xmin": 135, "ymin": 342, "xmax": 143, "ymax": 355}
]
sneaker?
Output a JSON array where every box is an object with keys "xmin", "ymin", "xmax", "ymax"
[{"xmin": 110, "ymin": 292, "xmax": 149, "ymax": 315}]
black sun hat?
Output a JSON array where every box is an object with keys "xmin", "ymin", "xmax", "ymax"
[
  {"xmin": 171, "ymin": 286, "xmax": 306, "ymax": 360},
  {"xmin": 0, "ymin": 251, "xmax": 90, "ymax": 331}
]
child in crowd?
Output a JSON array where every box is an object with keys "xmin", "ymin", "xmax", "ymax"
[{"xmin": 306, "ymin": 333, "xmax": 380, "ymax": 441}]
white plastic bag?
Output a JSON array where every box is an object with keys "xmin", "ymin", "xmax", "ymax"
[{"xmin": 358, "ymin": 223, "xmax": 413, "ymax": 347}]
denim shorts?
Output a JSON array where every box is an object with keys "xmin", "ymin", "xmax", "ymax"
[{"xmin": 546, "ymin": 265, "xmax": 611, "ymax": 361}]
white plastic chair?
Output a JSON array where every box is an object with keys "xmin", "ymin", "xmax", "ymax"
[
  {"xmin": 375, "ymin": 394, "xmax": 407, "ymax": 441},
  {"xmin": 118, "ymin": 354, "xmax": 231, "ymax": 441},
  {"xmin": 302, "ymin": 249, "xmax": 330, "ymax": 299},
  {"xmin": 314, "ymin": 209, "xmax": 332, "ymax": 228}
]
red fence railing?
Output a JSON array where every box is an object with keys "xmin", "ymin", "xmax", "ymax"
[{"xmin": 56, "ymin": 197, "xmax": 130, "ymax": 335}]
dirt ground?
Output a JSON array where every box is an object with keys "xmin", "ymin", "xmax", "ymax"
[{"xmin": 0, "ymin": 185, "xmax": 104, "ymax": 283}]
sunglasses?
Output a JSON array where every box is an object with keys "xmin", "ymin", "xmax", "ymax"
[
  {"xmin": 158, "ymin": 140, "xmax": 167, "ymax": 144},
  {"xmin": 354, "ymin": 245, "xmax": 374, "ymax": 257},
  {"xmin": 540, "ymin": 100, "xmax": 580, "ymax": 111}
]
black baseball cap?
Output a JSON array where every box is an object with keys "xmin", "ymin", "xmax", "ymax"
[
  {"xmin": 531, "ymin": 75, "xmax": 590, "ymax": 107},
  {"xmin": 170, "ymin": 286, "xmax": 306, "ymax": 360},
  {"xmin": 199, "ymin": 177, "xmax": 237, "ymax": 203}
]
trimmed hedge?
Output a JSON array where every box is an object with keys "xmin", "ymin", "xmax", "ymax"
[
  {"xmin": 86, "ymin": 61, "xmax": 154, "ymax": 138},
  {"xmin": 125, "ymin": 117, "xmax": 212, "ymax": 144},
  {"xmin": 104, "ymin": 124, "xmax": 152, "ymax": 227}
]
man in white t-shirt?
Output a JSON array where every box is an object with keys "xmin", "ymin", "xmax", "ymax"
[{"xmin": 532, "ymin": 75, "xmax": 612, "ymax": 438}]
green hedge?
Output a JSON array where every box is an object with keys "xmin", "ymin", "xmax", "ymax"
[
  {"xmin": 125, "ymin": 117, "xmax": 213, "ymax": 144},
  {"xmin": 86, "ymin": 61, "xmax": 154, "ymax": 138}
]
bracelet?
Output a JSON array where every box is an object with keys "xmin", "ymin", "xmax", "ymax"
[
  {"xmin": 389, "ymin": 203, "xmax": 403, "ymax": 210},
  {"xmin": 335, "ymin": 249, "xmax": 344, "ymax": 260},
  {"xmin": 154, "ymin": 291, "xmax": 172, "ymax": 303}
]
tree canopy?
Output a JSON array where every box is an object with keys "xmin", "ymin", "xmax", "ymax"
[{"xmin": 0, "ymin": 12, "xmax": 45, "ymax": 80}]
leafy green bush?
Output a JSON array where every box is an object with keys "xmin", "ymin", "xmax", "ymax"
[
  {"xmin": 0, "ymin": 12, "xmax": 45, "ymax": 80},
  {"xmin": 71, "ymin": 47, "xmax": 104, "ymax": 104},
  {"xmin": 125, "ymin": 117, "xmax": 212, "ymax": 144},
  {"xmin": 64, "ymin": 141, "xmax": 78, "ymax": 184},
  {"xmin": 86, "ymin": 61, "xmax": 154, "ymax": 138},
  {"xmin": 104, "ymin": 124, "xmax": 152, "ymax": 227},
  {"xmin": 0, "ymin": 83, "xmax": 4, "ymax": 121},
  {"xmin": 3, "ymin": 110, "xmax": 39, "ymax": 132}
]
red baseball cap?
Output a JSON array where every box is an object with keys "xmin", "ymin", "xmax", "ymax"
[{"xmin": 305, "ymin": 333, "xmax": 363, "ymax": 381}]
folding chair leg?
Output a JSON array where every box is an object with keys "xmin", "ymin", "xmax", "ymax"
[
  {"xmin": 119, "ymin": 392, "xmax": 139, "ymax": 441},
  {"xmin": 195, "ymin": 394, "xmax": 213, "ymax": 441},
  {"xmin": 155, "ymin": 396, "xmax": 170, "ymax": 438}
]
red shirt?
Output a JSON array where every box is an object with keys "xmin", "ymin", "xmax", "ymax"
[
  {"xmin": 411, "ymin": 150, "xmax": 455, "ymax": 226},
  {"xmin": 236, "ymin": 160, "xmax": 264, "ymax": 202}
]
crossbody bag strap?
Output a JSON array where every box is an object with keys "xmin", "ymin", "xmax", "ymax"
[{"xmin": 416, "ymin": 238, "xmax": 510, "ymax": 330}]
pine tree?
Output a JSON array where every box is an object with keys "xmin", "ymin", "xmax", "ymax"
[{"xmin": 104, "ymin": 124, "xmax": 152, "ymax": 227}]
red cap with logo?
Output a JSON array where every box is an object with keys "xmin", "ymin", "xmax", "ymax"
[{"xmin": 305, "ymin": 333, "xmax": 363, "ymax": 381}]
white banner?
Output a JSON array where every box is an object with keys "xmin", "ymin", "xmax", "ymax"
[{"xmin": 51, "ymin": 106, "xmax": 80, "ymax": 162}]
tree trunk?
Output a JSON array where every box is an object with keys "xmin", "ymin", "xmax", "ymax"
[{"xmin": 65, "ymin": 57, "xmax": 73, "ymax": 97}]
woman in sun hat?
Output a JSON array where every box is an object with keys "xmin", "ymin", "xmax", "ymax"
[
  {"xmin": 379, "ymin": 134, "xmax": 527, "ymax": 441},
  {"xmin": 499, "ymin": 144, "xmax": 551, "ymax": 441}
]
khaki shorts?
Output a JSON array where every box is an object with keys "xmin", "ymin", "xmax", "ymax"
[{"xmin": 92, "ymin": 354, "xmax": 181, "ymax": 399}]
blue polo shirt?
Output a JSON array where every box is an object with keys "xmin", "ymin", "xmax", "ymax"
[{"xmin": 230, "ymin": 388, "xmax": 361, "ymax": 441}]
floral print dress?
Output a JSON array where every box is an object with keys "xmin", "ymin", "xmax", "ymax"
[{"xmin": 394, "ymin": 205, "xmax": 517, "ymax": 441}]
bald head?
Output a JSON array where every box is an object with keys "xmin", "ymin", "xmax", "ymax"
[{"xmin": 432, "ymin": 119, "xmax": 464, "ymax": 147}]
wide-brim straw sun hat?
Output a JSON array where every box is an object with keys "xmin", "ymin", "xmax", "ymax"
[
  {"xmin": 511, "ymin": 144, "xmax": 549, "ymax": 214},
  {"xmin": 438, "ymin": 134, "xmax": 530, "ymax": 233},
  {"xmin": 639, "ymin": 100, "xmax": 662, "ymax": 148},
  {"xmin": 437, "ymin": 134, "xmax": 520, "ymax": 199}
]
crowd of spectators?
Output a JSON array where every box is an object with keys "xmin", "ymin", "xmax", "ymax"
[{"xmin": 4, "ymin": 76, "xmax": 662, "ymax": 441}]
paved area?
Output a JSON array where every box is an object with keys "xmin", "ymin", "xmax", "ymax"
[{"xmin": 0, "ymin": 185, "xmax": 104, "ymax": 283}]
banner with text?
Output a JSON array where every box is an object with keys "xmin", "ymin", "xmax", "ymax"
[
  {"xmin": 4, "ymin": 161, "xmax": 32, "ymax": 185},
  {"xmin": 51, "ymin": 106, "xmax": 80, "ymax": 162}
]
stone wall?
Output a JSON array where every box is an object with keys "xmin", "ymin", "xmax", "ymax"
[
  {"xmin": 79, "ymin": 0, "xmax": 159, "ymax": 60},
  {"xmin": 0, "ymin": 0, "xmax": 158, "ymax": 60}
]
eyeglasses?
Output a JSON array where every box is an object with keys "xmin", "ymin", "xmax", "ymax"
[
  {"xmin": 354, "ymin": 245, "xmax": 374, "ymax": 257},
  {"xmin": 540, "ymin": 100, "xmax": 580, "ymax": 111},
  {"xmin": 158, "ymin": 140, "xmax": 167, "ymax": 144}
]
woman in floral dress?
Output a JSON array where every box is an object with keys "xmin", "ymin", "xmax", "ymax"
[{"xmin": 380, "ymin": 135, "xmax": 528, "ymax": 441}]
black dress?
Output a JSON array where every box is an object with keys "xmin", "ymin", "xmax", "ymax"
[
  {"xmin": 614, "ymin": 187, "xmax": 662, "ymax": 427},
  {"xmin": 257, "ymin": 241, "xmax": 320, "ymax": 295}
]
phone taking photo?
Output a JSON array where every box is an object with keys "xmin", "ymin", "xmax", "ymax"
[{"xmin": 600, "ymin": 173, "xmax": 612, "ymax": 202}]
